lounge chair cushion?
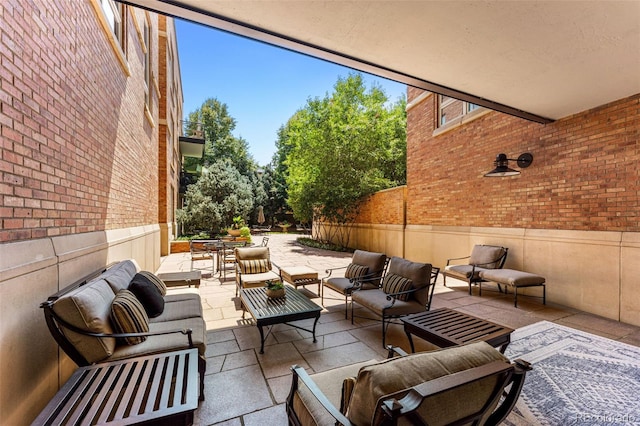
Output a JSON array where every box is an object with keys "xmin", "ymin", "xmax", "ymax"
[
  {"xmin": 352, "ymin": 289, "xmax": 424, "ymax": 316},
  {"xmin": 346, "ymin": 342, "xmax": 508, "ymax": 426},
  {"xmin": 381, "ymin": 274, "xmax": 413, "ymax": 301},
  {"xmin": 387, "ymin": 257, "xmax": 432, "ymax": 306},
  {"xmin": 110, "ymin": 289, "xmax": 149, "ymax": 345},
  {"xmin": 444, "ymin": 264, "xmax": 487, "ymax": 280},
  {"xmin": 469, "ymin": 245, "xmax": 506, "ymax": 268},
  {"xmin": 128, "ymin": 273, "xmax": 165, "ymax": 318}
]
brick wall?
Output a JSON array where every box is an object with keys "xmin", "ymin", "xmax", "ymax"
[
  {"xmin": 404, "ymin": 89, "xmax": 640, "ymax": 232},
  {"xmin": 0, "ymin": 1, "xmax": 161, "ymax": 242},
  {"xmin": 354, "ymin": 186, "xmax": 406, "ymax": 225}
]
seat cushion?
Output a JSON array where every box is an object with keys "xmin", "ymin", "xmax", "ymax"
[
  {"xmin": 469, "ymin": 245, "xmax": 506, "ymax": 268},
  {"xmin": 324, "ymin": 277, "xmax": 378, "ymax": 295},
  {"xmin": 346, "ymin": 342, "xmax": 508, "ymax": 426},
  {"xmin": 352, "ymin": 288, "xmax": 424, "ymax": 316},
  {"xmin": 150, "ymin": 296, "xmax": 203, "ymax": 323},
  {"xmin": 444, "ymin": 264, "xmax": 487, "ymax": 280},
  {"xmin": 479, "ymin": 269, "xmax": 545, "ymax": 286},
  {"xmin": 110, "ymin": 289, "xmax": 149, "ymax": 345},
  {"xmin": 240, "ymin": 270, "xmax": 280, "ymax": 287}
]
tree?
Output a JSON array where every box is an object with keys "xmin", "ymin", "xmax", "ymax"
[
  {"xmin": 178, "ymin": 160, "xmax": 254, "ymax": 235},
  {"xmin": 283, "ymin": 74, "xmax": 407, "ymax": 247}
]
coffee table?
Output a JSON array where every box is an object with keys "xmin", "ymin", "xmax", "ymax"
[
  {"xmin": 240, "ymin": 285, "xmax": 322, "ymax": 354},
  {"xmin": 32, "ymin": 349, "xmax": 199, "ymax": 425},
  {"xmin": 402, "ymin": 308, "xmax": 514, "ymax": 353}
]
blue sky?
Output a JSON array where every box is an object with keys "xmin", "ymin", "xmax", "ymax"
[{"xmin": 175, "ymin": 19, "xmax": 407, "ymax": 166}]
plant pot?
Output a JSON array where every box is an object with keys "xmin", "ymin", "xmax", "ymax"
[
  {"xmin": 228, "ymin": 229, "xmax": 242, "ymax": 237},
  {"xmin": 266, "ymin": 288, "xmax": 285, "ymax": 299}
]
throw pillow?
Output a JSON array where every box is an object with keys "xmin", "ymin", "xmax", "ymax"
[
  {"xmin": 128, "ymin": 273, "xmax": 165, "ymax": 318},
  {"xmin": 239, "ymin": 259, "xmax": 271, "ymax": 274},
  {"xmin": 381, "ymin": 274, "xmax": 413, "ymax": 301},
  {"xmin": 137, "ymin": 270, "xmax": 167, "ymax": 296},
  {"xmin": 345, "ymin": 263, "xmax": 368, "ymax": 280},
  {"xmin": 111, "ymin": 289, "xmax": 149, "ymax": 345}
]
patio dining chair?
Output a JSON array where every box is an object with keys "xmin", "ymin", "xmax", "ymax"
[{"xmin": 218, "ymin": 241, "xmax": 247, "ymax": 282}]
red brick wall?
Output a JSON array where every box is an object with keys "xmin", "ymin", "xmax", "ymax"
[
  {"xmin": 355, "ymin": 186, "xmax": 406, "ymax": 225},
  {"xmin": 0, "ymin": 2, "xmax": 160, "ymax": 242},
  {"xmin": 403, "ymin": 89, "xmax": 640, "ymax": 232}
]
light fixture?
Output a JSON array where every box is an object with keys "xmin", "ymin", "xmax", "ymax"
[{"xmin": 484, "ymin": 153, "xmax": 533, "ymax": 177}]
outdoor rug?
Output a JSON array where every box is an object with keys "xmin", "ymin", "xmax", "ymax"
[{"xmin": 503, "ymin": 321, "xmax": 640, "ymax": 426}]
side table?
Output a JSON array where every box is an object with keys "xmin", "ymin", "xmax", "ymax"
[{"xmin": 402, "ymin": 308, "xmax": 513, "ymax": 353}]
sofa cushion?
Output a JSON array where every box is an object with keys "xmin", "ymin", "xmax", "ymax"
[
  {"xmin": 352, "ymin": 288, "xmax": 423, "ymax": 316},
  {"xmin": 52, "ymin": 278, "xmax": 116, "ymax": 364},
  {"xmin": 110, "ymin": 316, "xmax": 207, "ymax": 359},
  {"xmin": 346, "ymin": 342, "xmax": 508, "ymax": 426},
  {"xmin": 469, "ymin": 245, "xmax": 506, "ymax": 269},
  {"xmin": 151, "ymin": 296, "xmax": 203, "ymax": 322},
  {"xmin": 345, "ymin": 263, "xmax": 368, "ymax": 280},
  {"xmin": 110, "ymin": 290, "xmax": 149, "ymax": 345},
  {"xmin": 381, "ymin": 274, "xmax": 413, "ymax": 301},
  {"xmin": 128, "ymin": 273, "xmax": 165, "ymax": 318},
  {"xmin": 137, "ymin": 270, "xmax": 167, "ymax": 296},
  {"xmin": 238, "ymin": 258, "xmax": 272, "ymax": 274},
  {"xmin": 101, "ymin": 260, "xmax": 138, "ymax": 293}
]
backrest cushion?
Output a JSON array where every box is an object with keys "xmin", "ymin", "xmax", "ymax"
[
  {"xmin": 235, "ymin": 246, "xmax": 270, "ymax": 261},
  {"xmin": 387, "ymin": 257, "xmax": 432, "ymax": 306},
  {"xmin": 381, "ymin": 274, "xmax": 413, "ymax": 301},
  {"xmin": 345, "ymin": 263, "xmax": 369, "ymax": 279},
  {"xmin": 238, "ymin": 258, "xmax": 272, "ymax": 274},
  {"xmin": 346, "ymin": 342, "xmax": 508, "ymax": 426},
  {"xmin": 469, "ymin": 245, "xmax": 506, "ymax": 269},
  {"xmin": 128, "ymin": 273, "xmax": 165, "ymax": 318},
  {"xmin": 137, "ymin": 270, "xmax": 167, "ymax": 296},
  {"xmin": 352, "ymin": 250, "xmax": 387, "ymax": 274},
  {"xmin": 101, "ymin": 260, "xmax": 139, "ymax": 293},
  {"xmin": 111, "ymin": 289, "xmax": 149, "ymax": 345},
  {"xmin": 52, "ymin": 278, "xmax": 117, "ymax": 363}
]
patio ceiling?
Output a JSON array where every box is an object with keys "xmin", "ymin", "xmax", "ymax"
[{"xmin": 123, "ymin": 1, "xmax": 640, "ymax": 123}]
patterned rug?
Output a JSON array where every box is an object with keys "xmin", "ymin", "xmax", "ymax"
[{"xmin": 504, "ymin": 321, "xmax": 640, "ymax": 426}]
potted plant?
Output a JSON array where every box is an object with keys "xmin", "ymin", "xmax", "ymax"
[
  {"xmin": 239, "ymin": 226, "xmax": 252, "ymax": 242},
  {"xmin": 265, "ymin": 280, "xmax": 285, "ymax": 299},
  {"xmin": 228, "ymin": 216, "xmax": 245, "ymax": 237},
  {"xmin": 279, "ymin": 220, "xmax": 291, "ymax": 233}
]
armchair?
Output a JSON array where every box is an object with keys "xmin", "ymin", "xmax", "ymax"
[
  {"xmin": 442, "ymin": 245, "xmax": 508, "ymax": 295},
  {"xmin": 351, "ymin": 256, "xmax": 439, "ymax": 347},
  {"xmin": 286, "ymin": 341, "xmax": 531, "ymax": 426},
  {"xmin": 235, "ymin": 246, "xmax": 280, "ymax": 296},
  {"xmin": 321, "ymin": 250, "xmax": 388, "ymax": 319}
]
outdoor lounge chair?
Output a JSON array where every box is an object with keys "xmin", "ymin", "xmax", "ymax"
[
  {"xmin": 235, "ymin": 246, "xmax": 280, "ymax": 296},
  {"xmin": 286, "ymin": 341, "xmax": 531, "ymax": 426},
  {"xmin": 351, "ymin": 256, "xmax": 439, "ymax": 348},
  {"xmin": 321, "ymin": 250, "xmax": 388, "ymax": 319},
  {"xmin": 442, "ymin": 245, "xmax": 508, "ymax": 295}
]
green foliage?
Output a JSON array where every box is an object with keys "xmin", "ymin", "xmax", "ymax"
[
  {"xmin": 178, "ymin": 160, "xmax": 254, "ymax": 234},
  {"xmin": 265, "ymin": 280, "xmax": 284, "ymax": 290},
  {"xmin": 280, "ymin": 73, "xmax": 406, "ymax": 247},
  {"xmin": 239, "ymin": 226, "xmax": 252, "ymax": 242},
  {"xmin": 296, "ymin": 237, "xmax": 354, "ymax": 253}
]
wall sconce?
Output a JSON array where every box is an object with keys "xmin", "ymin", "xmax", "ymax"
[{"xmin": 484, "ymin": 153, "xmax": 533, "ymax": 177}]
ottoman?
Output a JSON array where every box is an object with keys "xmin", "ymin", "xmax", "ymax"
[
  {"xmin": 478, "ymin": 269, "xmax": 546, "ymax": 307},
  {"xmin": 280, "ymin": 266, "xmax": 321, "ymax": 296}
]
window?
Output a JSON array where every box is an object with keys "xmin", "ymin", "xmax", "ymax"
[
  {"xmin": 91, "ymin": 0, "xmax": 129, "ymax": 74},
  {"xmin": 437, "ymin": 95, "xmax": 484, "ymax": 128},
  {"xmin": 143, "ymin": 20, "xmax": 151, "ymax": 109}
]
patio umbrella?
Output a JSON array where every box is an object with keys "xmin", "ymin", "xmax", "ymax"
[{"xmin": 257, "ymin": 206, "xmax": 265, "ymax": 224}]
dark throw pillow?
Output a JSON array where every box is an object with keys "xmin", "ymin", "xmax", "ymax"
[{"xmin": 128, "ymin": 273, "xmax": 165, "ymax": 318}]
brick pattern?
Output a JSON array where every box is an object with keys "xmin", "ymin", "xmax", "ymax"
[
  {"xmin": 404, "ymin": 92, "xmax": 640, "ymax": 231},
  {"xmin": 354, "ymin": 186, "xmax": 406, "ymax": 225},
  {"xmin": 0, "ymin": 2, "xmax": 162, "ymax": 242}
]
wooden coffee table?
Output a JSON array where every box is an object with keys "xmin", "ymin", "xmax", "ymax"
[
  {"xmin": 240, "ymin": 285, "xmax": 322, "ymax": 354},
  {"xmin": 402, "ymin": 308, "xmax": 514, "ymax": 353},
  {"xmin": 157, "ymin": 270, "xmax": 201, "ymax": 288}
]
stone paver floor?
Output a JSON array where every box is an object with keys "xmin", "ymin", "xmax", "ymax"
[{"xmin": 157, "ymin": 233, "xmax": 640, "ymax": 426}]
